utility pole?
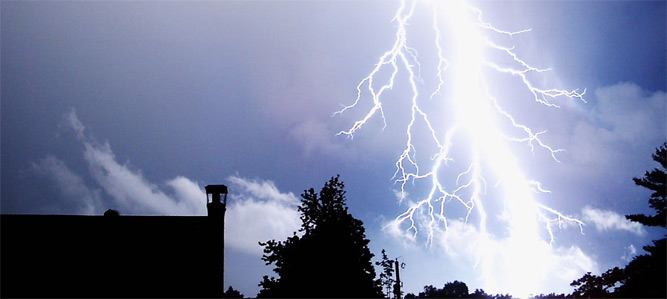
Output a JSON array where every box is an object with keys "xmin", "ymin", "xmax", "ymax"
[{"xmin": 393, "ymin": 258, "xmax": 402, "ymax": 299}]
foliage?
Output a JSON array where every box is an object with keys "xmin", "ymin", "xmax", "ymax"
[
  {"xmin": 626, "ymin": 142, "xmax": 666, "ymax": 228},
  {"xmin": 404, "ymin": 280, "xmax": 519, "ymax": 299},
  {"xmin": 406, "ymin": 281, "xmax": 498, "ymax": 298},
  {"xmin": 375, "ymin": 249, "xmax": 396, "ymax": 298},
  {"xmin": 569, "ymin": 267, "xmax": 624, "ymax": 298},
  {"xmin": 223, "ymin": 286, "xmax": 244, "ymax": 298},
  {"xmin": 570, "ymin": 143, "xmax": 667, "ymax": 298},
  {"xmin": 441, "ymin": 281, "xmax": 470, "ymax": 298},
  {"xmin": 613, "ymin": 238, "xmax": 666, "ymax": 298},
  {"xmin": 257, "ymin": 175, "xmax": 383, "ymax": 298},
  {"xmin": 467, "ymin": 289, "xmax": 490, "ymax": 298},
  {"xmin": 529, "ymin": 293, "xmax": 567, "ymax": 299}
]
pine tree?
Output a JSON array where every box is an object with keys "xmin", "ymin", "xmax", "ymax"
[{"xmin": 626, "ymin": 142, "xmax": 666, "ymax": 228}]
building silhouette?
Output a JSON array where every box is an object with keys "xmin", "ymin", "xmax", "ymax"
[{"xmin": 1, "ymin": 185, "xmax": 228, "ymax": 298}]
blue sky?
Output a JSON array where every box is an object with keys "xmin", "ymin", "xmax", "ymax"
[{"xmin": 2, "ymin": 0, "xmax": 665, "ymax": 297}]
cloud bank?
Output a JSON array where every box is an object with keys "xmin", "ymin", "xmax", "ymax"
[
  {"xmin": 31, "ymin": 109, "xmax": 301, "ymax": 256},
  {"xmin": 568, "ymin": 82, "xmax": 665, "ymax": 166}
]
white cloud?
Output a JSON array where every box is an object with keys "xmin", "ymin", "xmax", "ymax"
[
  {"xmin": 30, "ymin": 155, "xmax": 102, "ymax": 214},
  {"xmin": 65, "ymin": 108, "xmax": 86, "ymax": 140},
  {"xmin": 167, "ymin": 176, "xmax": 209, "ymax": 212},
  {"xmin": 384, "ymin": 218, "xmax": 418, "ymax": 247},
  {"xmin": 227, "ymin": 175, "xmax": 300, "ymax": 205},
  {"xmin": 81, "ymin": 140, "xmax": 206, "ymax": 215},
  {"xmin": 581, "ymin": 206, "xmax": 646, "ymax": 236},
  {"xmin": 225, "ymin": 175, "xmax": 301, "ymax": 255}
]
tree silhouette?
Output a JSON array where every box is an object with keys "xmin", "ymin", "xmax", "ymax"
[
  {"xmin": 626, "ymin": 142, "xmax": 666, "ymax": 228},
  {"xmin": 570, "ymin": 142, "xmax": 667, "ymax": 298},
  {"xmin": 408, "ymin": 281, "xmax": 474, "ymax": 298},
  {"xmin": 223, "ymin": 286, "xmax": 244, "ymax": 298},
  {"xmin": 570, "ymin": 267, "xmax": 624, "ymax": 298},
  {"xmin": 257, "ymin": 175, "xmax": 383, "ymax": 298},
  {"xmin": 375, "ymin": 249, "xmax": 396, "ymax": 298},
  {"xmin": 441, "ymin": 281, "xmax": 470, "ymax": 298},
  {"xmin": 405, "ymin": 281, "xmax": 511, "ymax": 298},
  {"xmin": 468, "ymin": 289, "xmax": 492, "ymax": 299},
  {"xmin": 613, "ymin": 238, "xmax": 666, "ymax": 297},
  {"xmin": 530, "ymin": 293, "xmax": 567, "ymax": 299}
]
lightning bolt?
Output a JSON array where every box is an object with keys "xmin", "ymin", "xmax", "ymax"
[{"xmin": 335, "ymin": 0, "xmax": 585, "ymax": 296}]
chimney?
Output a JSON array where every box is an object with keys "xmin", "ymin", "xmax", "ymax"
[
  {"xmin": 205, "ymin": 184, "xmax": 227, "ymax": 297},
  {"xmin": 205, "ymin": 185, "xmax": 228, "ymax": 218}
]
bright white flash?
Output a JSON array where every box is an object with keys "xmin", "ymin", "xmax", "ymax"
[{"xmin": 335, "ymin": 0, "xmax": 585, "ymax": 296}]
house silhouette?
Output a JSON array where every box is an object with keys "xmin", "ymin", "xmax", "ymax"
[{"xmin": 1, "ymin": 185, "xmax": 228, "ymax": 298}]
